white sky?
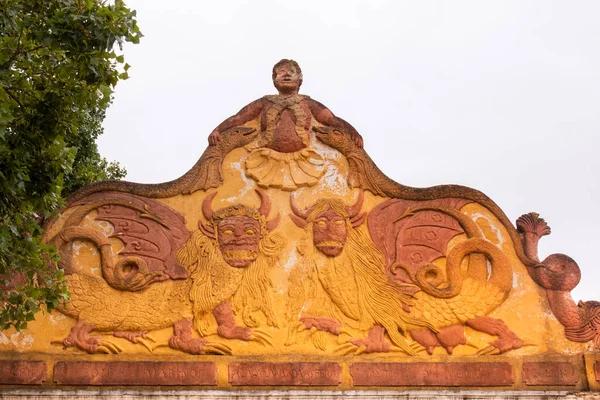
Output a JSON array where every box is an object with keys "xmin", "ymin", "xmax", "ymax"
[{"xmin": 100, "ymin": 1, "xmax": 600, "ymax": 302}]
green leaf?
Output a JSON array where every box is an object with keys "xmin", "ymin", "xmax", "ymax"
[{"xmin": 0, "ymin": 0, "xmax": 140, "ymax": 331}]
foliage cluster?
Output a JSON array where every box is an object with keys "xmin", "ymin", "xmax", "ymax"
[{"xmin": 0, "ymin": 0, "xmax": 141, "ymax": 330}]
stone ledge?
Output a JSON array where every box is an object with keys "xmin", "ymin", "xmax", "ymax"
[
  {"xmin": 1, "ymin": 356, "xmax": 598, "ymax": 391},
  {"xmin": 53, "ymin": 361, "xmax": 217, "ymax": 386},
  {"xmin": 0, "ymin": 361, "xmax": 46, "ymax": 385},
  {"xmin": 0, "ymin": 389, "xmax": 594, "ymax": 399},
  {"xmin": 523, "ymin": 361, "xmax": 579, "ymax": 386},
  {"xmin": 228, "ymin": 362, "xmax": 342, "ymax": 386},
  {"xmin": 350, "ymin": 362, "xmax": 513, "ymax": 387}
]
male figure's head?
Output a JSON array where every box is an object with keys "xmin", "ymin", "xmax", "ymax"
[
  {"xmin": 199, "ymin": 190, "xmax": 280, "ymax": 267},
  {"xmin": 290, "ymin": 191, "xmax": 366, "ymax": 257},
  {"xmin": 272, "ymin": 59, "xmax": 303, "ymax": 95}
]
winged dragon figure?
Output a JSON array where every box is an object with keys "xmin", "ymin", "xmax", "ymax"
[
  {"xmin": 286, "ymin": 191, "xmax": 523, "ymax": 355},
  {"xmin": 48, "ymin": 190, "xmax": 282, "ymax": 354}
]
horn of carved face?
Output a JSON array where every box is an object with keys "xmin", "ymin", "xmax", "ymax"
[
  {"xmin": 345, "ymin": 190, "xmax": 364, "ymax": 218},
  {"xmin": 202, "ymin": 192, "xmax": 218, "ymax": 222},
  {"xmin": 255, "ymin": 189, "xmax": 271, "ymax": 218},
  {"xmin": 312, "ymin": 208, "xmax": 347, "ymax": 257},
  {"xmin": 266, "ymin": 213, "xmax": 280, "ymax": 233},
  {"xmin": 254, "ymin": 189, "xmax": 280, "ymax": 232},
  {"xmin": 289, "ymin": 194, "xmax": 312, "ymax": 220}
]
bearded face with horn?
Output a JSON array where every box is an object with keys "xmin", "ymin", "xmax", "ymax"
[
  {"xmin": 177, "ymin": 189, "xmax": 285, "ymax": 346},
  {"xmin": 286, "ymin": 190, "xmax": 436, "ymax": 355}
]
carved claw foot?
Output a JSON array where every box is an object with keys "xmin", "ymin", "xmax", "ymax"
[
  {"xmin": 299, "ymin": 317, "xmax": 347, "ymax": 335},
  {"xmin": 169, "ymin": 335, "xmax": 230, "ymax": 355},
  {"xmin": 336, "ymin": 325, "xmax": 394, "ymax": 355},
  {"xmin": 410, "ymin": 325, "xmax": 473, "ymax": 355},
  {"xmin": 436, "ymin": 325, "xmax": 468, "ymax": 354},
  {"xmin": 410, "ymin": 329, "xmax": 439, "ymax": 355},
  {"xmin": 114, "ymin": 330, "xmax": 155, "ymax": 352},
  {"xmin": 212, "ymin": 301, "xmax": 272, "ymax": 346},
  {"xmin": 476, "ymin": 336, "xmax": 523, "ymax": 356},
  {"xmin": 284, "ymin": 317, "xmax": 349, "ymax": 350},
  {"xmin": 217, "ymin": 324, "xmax": 272, "ymax": 346},
  {"xmin": 467, "ymin": 316, "xmax": 523, "ymax": 355},
  {"xmin": 114, "ymin": 330, "xmax": 149, "ymax": 342},
  {"xmin": 61, "ymin": 321, "xmax": 122, "ymax": 354},
  {"xmin": 169, "ymin": 319, "xmax": 231, "ymax": 355},
  {"xmin": 217, "ymin": 324, "xmax": 251, "ymax": 340}
]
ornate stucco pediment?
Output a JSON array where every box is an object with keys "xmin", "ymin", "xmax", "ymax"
[{"xmin": 2, "ymin": 60, "xmax": 599, "ymax": 393}]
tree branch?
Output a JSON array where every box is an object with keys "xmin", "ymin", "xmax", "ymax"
[
  {"xmin": 3, "ymin": 87, "xmax": 25, "ymax": 111},
  {"xmin": 1, "ymin": 26, "xmax": 24, "ymax": 71}
]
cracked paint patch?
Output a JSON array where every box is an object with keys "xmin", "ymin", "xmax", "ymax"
[
  {"xmin": 225, "ymin": 161, "xmax": 255, "ymax": 203},
  {"xmin": 10, "ymin": 332, "xmax": 34, "ymax": 350},
  {"xmin": 49, "ymin": 313, "xmax": 67, "ymax": 325},
  {"xmin": 0, "ymin": 332, "xmax": 9, "ymax": 346},
  {"xmin": 283, "ymin": 249, "xmax": 298, "ymax": 273},
  {"xmin": 472, "ymin": 212, "xmax": 504, "ymax": 246}
]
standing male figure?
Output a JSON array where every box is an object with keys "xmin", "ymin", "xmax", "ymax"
[
  {"xmin": 207, "ymin": 59, "xmax": 363, "ymax": 190},
  {"xmin": 208, "ymin": 59, "xmax": 363, "ymax": 151}
]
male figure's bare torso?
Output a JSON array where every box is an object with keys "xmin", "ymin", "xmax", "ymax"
[{"xmin": 208, "ymin": 60, "xmax": 363, "ymax": 151}]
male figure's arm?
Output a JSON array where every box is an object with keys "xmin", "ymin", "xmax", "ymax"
[
  {"xmin": 308, "ymin": 100, "xmax": 364, "ymax": 149},
  {"xmin": 208, "ymin": 99, "xmax": 265, "ymax": 146}
]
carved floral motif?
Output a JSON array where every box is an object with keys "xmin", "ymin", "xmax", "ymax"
[{"xmin": 244, "ymin": 147, "xmax": 325, "ymax": 190}]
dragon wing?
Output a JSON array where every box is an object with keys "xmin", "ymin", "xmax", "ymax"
[
  {"xmin": 368, "ymin": 198, "xmax": 472, "ymax": 286},
  {"xmin": 71, "ymin": 191, "xmax": 191, "ymax": 283}
]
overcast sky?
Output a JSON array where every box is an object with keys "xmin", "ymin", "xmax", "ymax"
[{"xmin": 100, "ymin": 1, "xmax": 600, "ymax": 302}]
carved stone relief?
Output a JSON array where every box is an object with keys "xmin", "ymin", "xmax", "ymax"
[
  {"xmin": 2, "ymin": 60, "xmax": 598, "ymax": 393},
  {"xmin": 48, "ymin": 190, "xmax": 283, "ymax": 355}
]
